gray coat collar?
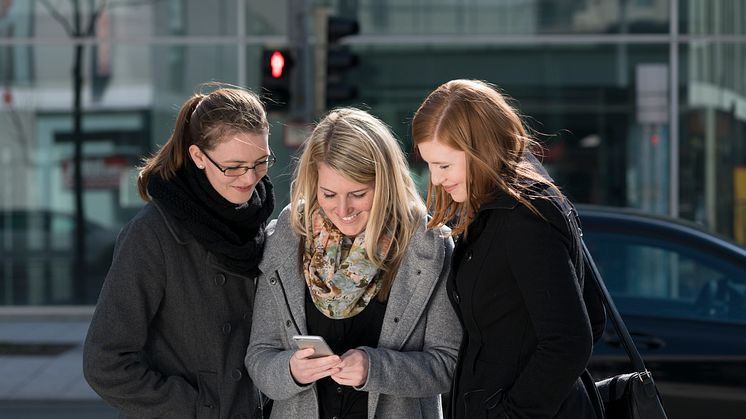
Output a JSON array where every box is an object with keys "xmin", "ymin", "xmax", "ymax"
[{"xmin": 260, "ymin": 205, "xmax": 448, "ymax": 350}]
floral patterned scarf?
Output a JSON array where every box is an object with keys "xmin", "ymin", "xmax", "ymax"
[{"xmin": 303, "ymin": 209, "xmax": 392, "ymax": 319}]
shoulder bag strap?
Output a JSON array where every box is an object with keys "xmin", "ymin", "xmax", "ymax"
[{"xmin": 581, "ymin": 239, "xmax": 648, "ymax": 374}]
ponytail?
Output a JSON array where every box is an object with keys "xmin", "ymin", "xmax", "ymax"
[{"xmin": 137, "ymin": 94, "xmax": 204, "ymax": 201}]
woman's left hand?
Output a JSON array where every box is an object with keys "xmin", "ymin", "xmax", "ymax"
[{"xmin": 330, "ymin": 349, "xmax": 369, "ymax": 387}]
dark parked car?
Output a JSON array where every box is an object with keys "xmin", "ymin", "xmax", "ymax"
[
  {"xmin": 580, "ymin": 205, "xmax": 746, "ymax": 419},
  {"xmin": 0, "ymin": 210, "xmax": 117, "ymax": 304}
]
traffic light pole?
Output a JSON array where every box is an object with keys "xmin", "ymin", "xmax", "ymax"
[{"xmin": 287, "ymin": 0, "xmax": 314, "ymax": 123}]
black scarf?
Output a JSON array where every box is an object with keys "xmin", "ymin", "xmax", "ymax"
[{"xmin": 147, "ymin": 161, "xmax": 275, "ymax": 276}]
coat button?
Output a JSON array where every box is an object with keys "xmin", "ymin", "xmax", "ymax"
[
  {"xmin": 269, "ymin": 275, "xmax": 277, "ymax": 285},
  {"xmin": 222, "ymin": 322, "xmax": 232, "ymax": 335},
  {"xmin": 416, "ymin": 269, "xmax": 422, "ymax": 275},
  {"xmin": 453, "ymin": 292, "xmax": 461, "ymax": 304},
  {"xmin": 231, "ymin": 368, "xmax": 243, "ymax": 381},
  {"xmin": 466, "ymin": 251, "xmax": 473, "ymax": 261},
  {"xmin": 214, "ymin": 273, "xmax": 226, "ymax": 286},
  {"xmin": 285, "ymin": 320, "xmax": 292, "ymax": 328},
  {"xmin": 336, "ymin": 386, "xmax": 343, "ymax": 394},
  {"xmin": 393, "ymin": 317, "xmax": 399, "ymax": 323}
]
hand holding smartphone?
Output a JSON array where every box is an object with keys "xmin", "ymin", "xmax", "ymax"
[{"xmin": 292, "ymin": 335, "xmax": 335, "ymax": 359}]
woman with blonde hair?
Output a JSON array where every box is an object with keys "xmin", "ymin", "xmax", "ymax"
[
  {"xmin": 246, "ymin": 107, "xmax": 460, "ymax": 418},
  {"xmin": 413, "ymin": 80, "xmax": 605, "ymax": 419}
]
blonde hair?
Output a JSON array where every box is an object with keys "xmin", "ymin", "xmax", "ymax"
[
  {"xmin": 137, "ymin": 85, "xmax": 268, "ymax": 201},
  {"xmin": 290, "ymin": 108, "xmax": 426, "ymax": 300},
  {"xmin": 412, "ymin": 79, "xmax": 562, "ymax": 236}
]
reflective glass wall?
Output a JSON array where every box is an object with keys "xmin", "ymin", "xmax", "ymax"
[
  {"xmin": 341, "ymin": 0, "xmax": 746, "ymax": 240},
  {"xmin": 0, "ymin": 0, "xmax": 744, "ymax": 305},
  {"xmin": 0, "ymin": 0, "xmax": 288, "ymax": 305}
]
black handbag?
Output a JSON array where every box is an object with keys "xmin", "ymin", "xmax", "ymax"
[{"xmin": 581, "ymin": 239, "xmax": 669, "ymax": 419}]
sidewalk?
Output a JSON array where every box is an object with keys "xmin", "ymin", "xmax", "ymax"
[{"xmin": 0, "ymin": 306, "xmax": 116, "ymax": 418}]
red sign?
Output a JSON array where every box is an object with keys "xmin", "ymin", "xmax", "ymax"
[{"xmin": 61, "ymin": 155, "xmax": 130, "ymax": 189}]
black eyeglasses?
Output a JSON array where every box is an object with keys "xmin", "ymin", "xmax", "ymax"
[{"xmin": 199, "ymin": 148, "xmax": 276, "ymax": 177}]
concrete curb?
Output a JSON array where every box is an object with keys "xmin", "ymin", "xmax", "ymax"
[{"xmin": 0, "ymin": 306, "xmax": 94, "ymax": 321}]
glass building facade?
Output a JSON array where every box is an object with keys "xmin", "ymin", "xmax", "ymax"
[{"xmin": 0, "ymin": 0, "xmax": 744, "ymax": 305}]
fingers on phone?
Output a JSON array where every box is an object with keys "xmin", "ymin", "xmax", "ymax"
[
  {"xmin": 294, "ymin": 347, "xmax": 316, "ymax": 359},
  {"xmin": 296, "ymin": 352, "xmax": 340, "ymax": 368},
  {"xmin": 314, "ymin": 354, "xmax": 341, "ymax": 367}
]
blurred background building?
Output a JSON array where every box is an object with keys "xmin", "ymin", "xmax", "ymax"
[{"xmin": 0, "ymin": 0, "xmax": 744, "ymax": 306}]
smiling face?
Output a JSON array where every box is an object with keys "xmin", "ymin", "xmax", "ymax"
[
  {"xmin": 417, "ymin": 139, "xmax": 469, "ymax": 203},
  {"xmin": 316, "ymin": 163, "xmax": 375, "ymax": 237},
  {"xmin": 188, "ymin": 131, "xmax": 271, "ymax": 204}
]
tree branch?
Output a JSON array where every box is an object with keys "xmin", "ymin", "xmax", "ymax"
[
  {"xmin": 85, "ymin": 0, "xmax": 107, "ymax": 36},
  {"xmin": 40, "ymin": 0, "xmax": 74, "ymax": 36}
]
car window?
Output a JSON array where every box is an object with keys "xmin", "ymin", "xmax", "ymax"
[{"xmin": 585, "ymin": 232, "xmax": 746, "ymax": 324}]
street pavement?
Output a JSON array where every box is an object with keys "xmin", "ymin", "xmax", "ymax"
[{"xmin": 0, "ymin": 306, "xmax": 117, "ymax": 418}]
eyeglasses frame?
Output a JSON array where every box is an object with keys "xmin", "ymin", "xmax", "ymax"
[{"xmin": 199, "ymin": 147, "xmax": 276, "ymax": 177}]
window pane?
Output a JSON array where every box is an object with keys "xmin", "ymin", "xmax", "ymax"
[
  {"xmin": 349, "ymin": 0, "xmax": 669, "ymax": 35},
  {"xmin": 247, "ymin": 0, "xmax": 288, "ymax": 35},
  {"xmin": 357, "ymin": 44, "xmax": 670, "ymax": 209},
  {"xmin": 585, "ymin": 232, "xmax": 746, "ymax": 324},
  {"xmin": 0, "ymin": 40, "xmax": 241, "ymax": 305},
  {"xmin": 679, "ymin": 42, "xmax": 746, "ymax": 242},
  {"xmin": 681, "ymin": 0, "xmax": 746, "ymax": 34}
]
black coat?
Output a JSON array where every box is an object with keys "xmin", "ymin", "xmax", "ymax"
[
  {"xmin": 447, "ymin": 187, "xmax": 604, "ymax": 419},
  {"xmin": 83, "ymin": 202, "xmax": 262, "ymax": 419}
]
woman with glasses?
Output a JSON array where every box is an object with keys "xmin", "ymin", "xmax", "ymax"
[
  {"xmin": 245, "ymin": 108, "xmax": 460, "ymax": 418},
  {"xmin": 84, "ymin": 86, "xmax": 275, "ymax": 419}
]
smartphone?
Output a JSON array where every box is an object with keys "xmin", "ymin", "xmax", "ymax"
[{"xmin": 292, "ymin": 335, "xmax": 335, "ymax": 359}]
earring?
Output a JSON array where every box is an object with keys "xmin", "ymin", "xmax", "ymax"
[{"xmin": 198, "ymin": 165, "xmax": 204, "ymax": 169}]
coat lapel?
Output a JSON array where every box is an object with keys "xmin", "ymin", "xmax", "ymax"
[
  {"xmin": 261, "ymin": 215, "xmax": 309, "ymax": 336},
  {"xmin": 378, "ymin": 223, "xmax": 445, "ymax": 350}
]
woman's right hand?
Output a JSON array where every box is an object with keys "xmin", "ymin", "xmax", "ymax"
[{"xmin": 289, "ymin": 348, "xmax": 342, "ymax": 385}]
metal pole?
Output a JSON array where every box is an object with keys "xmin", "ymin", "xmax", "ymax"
[
  {"xmin": 287, "ymin": 0, "xmax": 314, "ymax": 122},
  {"xmin": 237, "ymin": 0, "xmax": 246, "ymax": 88},
  {"xmin": 669, "ymin": 0, "xmax": 680, "ymax": 218},
  {"xmin": 72, "ymin": 0, "xmax": 87, "ymax": 303}
]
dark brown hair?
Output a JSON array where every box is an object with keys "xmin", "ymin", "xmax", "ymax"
[{"xmin": 137, "ymin": 86, "xmax": 268, "ymax": 201}]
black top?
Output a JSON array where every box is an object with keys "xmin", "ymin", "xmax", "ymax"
[
  {"xmin": 446, "ymin": 187, "xmax": 601, "ymax": 419},
  {"xmin": 305, "ymin": 288, "xmax": 387, "ymax": 419}
]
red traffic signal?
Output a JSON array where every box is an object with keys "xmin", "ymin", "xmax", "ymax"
[
  {"xmin": 270, "ymin": 50, "xmax": 286, "ymax": 78},
  {"xmin": 262, "ymin": 48, "xmax": 293, "ymax": 81}
]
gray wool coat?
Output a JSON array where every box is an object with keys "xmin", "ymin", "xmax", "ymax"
[
  {"xmin": 83, "ymin": 202, "xmax": 262, "ymax": 419},
  {"xmin": 245, "ymin": 205, "xmax": 461, "ymax": 419}
]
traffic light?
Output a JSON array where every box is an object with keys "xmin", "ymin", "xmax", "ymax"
[
  {"xmin": 324, "ymin": 16, "xmax": 359, "ymax": 107},
  {"xmin": 260, "ymin": 48, "xmax": 294, "ymax": 112}
]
